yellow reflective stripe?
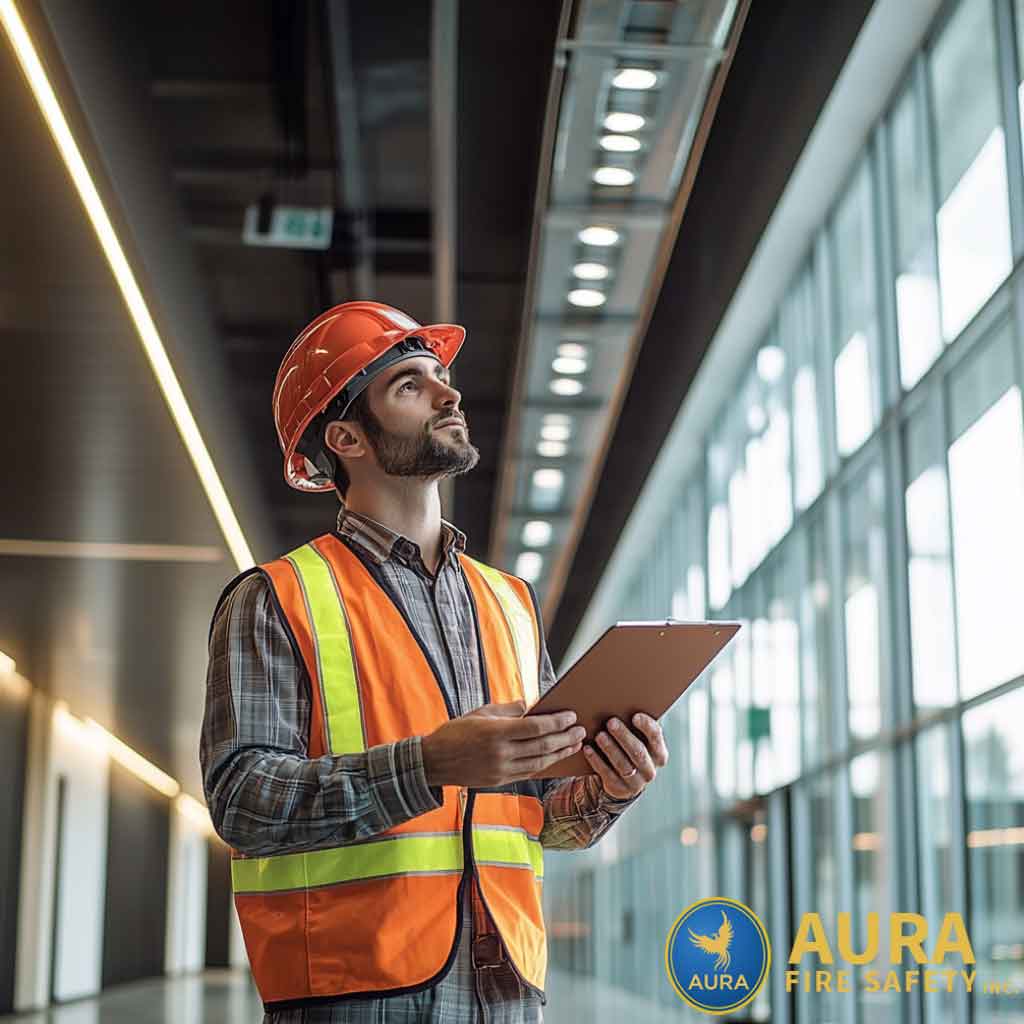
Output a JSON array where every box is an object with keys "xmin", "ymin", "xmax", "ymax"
[
  {"xmin": 285, "ymin": 544, "xmax": 364, "ymax": 754},
  {"xmin": 466, "ymin": 558, "xmax": 539, "ymax": 707},
  {"xmin": 232, "ymin": 833, "xmax": 465, "ymax": 893},
  {"xmin": 472, "ymin": 827, "xmax": 544, "ymax": 879}
]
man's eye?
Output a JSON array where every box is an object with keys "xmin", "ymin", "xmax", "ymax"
[{"xmin": 399, "ymin": 380, "xmax": 417, "ymax": 393}]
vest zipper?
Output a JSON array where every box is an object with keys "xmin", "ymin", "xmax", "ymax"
[{"xmin": 456, "ymin": 785, "xmax": 468, "ymax": 830}]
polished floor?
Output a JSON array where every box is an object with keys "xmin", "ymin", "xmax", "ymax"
[{"xmin": 5, "ymin": 967, "xmax": 687, "ymax": 1023}]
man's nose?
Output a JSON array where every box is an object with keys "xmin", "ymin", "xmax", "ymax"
[{"xmin": 435, "ymin": 379, "xmax": 462, "ymax": 408}]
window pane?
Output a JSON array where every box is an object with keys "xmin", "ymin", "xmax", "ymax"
[
  {"xmin": 905, "ymin": 408, "xmax": 958, "ymax": 711},
  {"xmin": 844, "ymin": 462, "xmax": 890, "ymax": 742},
  {"xmin": 963, "ymin": 688, "xmax": 1024, "ymax": 1024},
  {"xmin": 712, "ymin": 655, "xmax": 736, "ymax": 801},
  {"xmin": 801, "ymin": 518, "xmax": 836, "ymax": 765},
  {"xmin": 948, "ymin": 328, "xmax": 1024, "ymax": 698},
  {"xmin": 889, "ymin": 79, "xmax": 942, "ymax": 389},
  {"xmin": 916, "ymin": 726, "xmax": 961, "ymax": 1024},
  {"xmin": 929, "ymin": 0, "xmax": 1013, "ymax": 341},
  {"xmin": 851, "ymin": 751, "xmax": 901, "ymax": 1022},
  {"xmin": 783, "ymin": 265, "xmax": 826, "ymax": 509},
  {"xmin": 757, "ymin": 548, "xmax": 801, "ymax": 789},
  {"xmin": 833, "ymin": 161, "xmax": 881, "ymax": 456},
  {"xmin": 797, "ymin": 774, "xmax": 842, "ymax": 1024}
]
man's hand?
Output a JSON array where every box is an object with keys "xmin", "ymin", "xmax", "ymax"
[
  {"xmin": 420, "ymin": 700, "xmax": 586, "ymax": 788},
  {"xmin": 583, "ymin": 713, "xmax": 668, "ymax": 801}
]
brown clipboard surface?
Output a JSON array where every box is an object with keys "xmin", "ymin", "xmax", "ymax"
[{"xmin": 524, "ymin": 619, "xmax": 741, "ymax": 778}]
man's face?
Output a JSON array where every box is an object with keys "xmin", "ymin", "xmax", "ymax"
[{"xmin": 352, "ymin": 353, "xmax": 479, "ymax": 479}]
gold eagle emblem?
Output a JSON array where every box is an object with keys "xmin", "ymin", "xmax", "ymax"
[{"xmin": 688, "ymin": 910, "xmax": 733, "ymax": 970}]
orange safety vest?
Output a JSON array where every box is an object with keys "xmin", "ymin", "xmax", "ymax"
[{"xmin": 218, "ymin": 533, "xmax": 548, "ymax": 1011}]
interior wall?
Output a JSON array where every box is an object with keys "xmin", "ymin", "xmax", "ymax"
[
  {"xmin": 101, "ymin": 762, "xmax": 171, "ymax": 987},
  {"xmin": 165, "ymin": 808, "xmax": 208, "ymax": 975},
  {"xmin": 0, "ymin": 679, "xmax": 30, "ymax": 1013},
  {"xmin": 204, "ymin": 839, "xmax": 232, "ymax": 968}
]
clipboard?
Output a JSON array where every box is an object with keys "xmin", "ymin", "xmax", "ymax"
[{"xmin": 524, "ymin": 619, "xmax": 741, "ymax": 779}]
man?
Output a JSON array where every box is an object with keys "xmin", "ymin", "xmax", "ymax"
[{"xmin": 201, "ymin": 301, "xmax": 669, "ymax": 1023}]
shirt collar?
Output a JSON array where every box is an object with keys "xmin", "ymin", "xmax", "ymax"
[{"xmin": 335, "ymin": 504, "xmax": 467, "ymax": 569}]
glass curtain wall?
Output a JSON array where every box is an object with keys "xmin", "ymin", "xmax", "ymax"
[{"xmin": 553, "ymin": 2, "xmax": 1024, "ymax": 1021}]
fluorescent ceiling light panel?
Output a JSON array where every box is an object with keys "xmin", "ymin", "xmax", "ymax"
[
  {"xmin": 550, "ymin": 378, "xmax": 584, "ymax": 396},
  {"xmin": 540, "ymin": 422, "xmax": 571, "ymax": 442},
  {"xmin": 514, "ymin": 551, "xmax": 543, "ymax": 583},
  {"xmin": 593, "ymin": 167, "xmax": 635, "ymax": 186},
  {"xmin": 568, "ymin": 288, "xmax": 606, "ymax": 308},
  {"xmin": 600, "ymin": 134, "xmax": 642, "ymax": 153},
  {"xmin": 613, "ymin": 68, "xmax": 658, "ymax": 90},
  {"xmin": 572, "ymin": 262, "xmax": 609, "ymax": 281},
  {"xmin": 557, "ymin": 342, "xmax": 588, "ymax": 360},
  {"xmin": 604, "ymin": 112, "xmax": 645, "ymax": 132},
  {"xmin": 532, "ymin": 468, "xmax": 564, "ymax": 490},
  {"xmin": 537, "ymin": 439, "xmax": 568, "ymax": 457},
  {"xmin": 0, "ymin": 1, "xmax": 253, "ymax": 571},
  {"xmin": 551, "ymin": 356, "xmax": 587, "ymax": 375},
  {"xmin": 578, "ymin": 225, "xmax": 620, "ymax": 247},
  {"xmin": 521, "ymin": 520, "xmax": 552, "ymax": 547}
]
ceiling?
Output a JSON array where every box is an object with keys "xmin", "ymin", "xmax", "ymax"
[{"xmin": 0, "ymin": 0, "xmax": 873, "ymax": 791}]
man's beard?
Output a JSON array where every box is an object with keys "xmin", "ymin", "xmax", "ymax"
[{"xmin": 363, "ymin": 411, "xmax": 480, "ymax": 479}]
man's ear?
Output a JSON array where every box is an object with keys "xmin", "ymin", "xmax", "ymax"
[{"xmin": 324, "ymin": 420, "xmax": 364, "ymax": 459}]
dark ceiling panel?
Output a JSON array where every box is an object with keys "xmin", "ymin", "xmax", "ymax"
[
  {"xmin": 548, "ymin": 0, "xmax": 877, "ymax": 661},
  {"xmin": 453, "ymin": 0, "xmax": 563, "ymax": 559},
  {"xmin": 0, "ymin": 26, "xmax": 233, "ymax": 791}
]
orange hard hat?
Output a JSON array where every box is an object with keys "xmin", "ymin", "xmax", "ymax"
[{"xmin": 273, "ymin": 300, "xmax": 466, "ymax": 491}]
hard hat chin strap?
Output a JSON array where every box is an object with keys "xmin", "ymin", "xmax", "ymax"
[{"xmin": 295, "ymin": 336, "xmax": 438, "ymax": 486}]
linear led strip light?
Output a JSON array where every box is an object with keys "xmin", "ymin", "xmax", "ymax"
[
  {"xmin": 52, "ymin": 700, "xmax": 215, "ymax": 834},
  {"xmin": 0, "ymin": 1, "xmax": 254, "ymax": 571}
]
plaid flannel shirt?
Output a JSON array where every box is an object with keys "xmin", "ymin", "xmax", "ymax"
[{"xmin": 200, "ymin": 507, "xmax": 638, "ymax": 1023}]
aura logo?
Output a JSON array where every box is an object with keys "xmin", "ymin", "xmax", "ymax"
[{"xmin": 665, "ymin": 897, "xmax": 771, "ymax": 1015}]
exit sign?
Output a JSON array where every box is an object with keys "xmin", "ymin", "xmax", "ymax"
[{"xmin": 242, "ymin": 204, "xmax": 333, "ymax": 250}]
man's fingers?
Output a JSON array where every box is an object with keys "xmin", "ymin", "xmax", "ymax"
[
  {"xmin": 603, "ymin": 718, "xmax": 656, "ymax": 781},
  {"xmin": 632, "ymin": 713, "xmax": 670, "ymax": 766},
  {"xmin": 508, "ymin": 725, "xmax": 586, "ymax": 759},
  {"xmin": 502, "ymin": 709, "xmax": 577, "ymax": 738},
  {"xmin": 508, "ymin": 735, "xmax": 585, "ymax": 776}
]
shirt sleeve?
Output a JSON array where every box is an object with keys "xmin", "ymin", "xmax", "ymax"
[
  {"xmin": 529, "ymin": 592, "xmax": 640, "ymax": 852},
  {"xmin": 200, "ymin": 572, "xmax": 443, "ymax": 857}
]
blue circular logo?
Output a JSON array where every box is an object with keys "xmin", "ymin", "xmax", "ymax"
[{"xmin": 665, "ymin": 897, "xmax": 771, "ymax": 1014}]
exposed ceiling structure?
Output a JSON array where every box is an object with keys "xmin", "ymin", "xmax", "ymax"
[
  {"xmin": 0, "ymin": 0, "xmax": 873, "ymax": 793},
  {"xmin": 489, "ymin": 0, "xmax": 746, "ymax": 618}
]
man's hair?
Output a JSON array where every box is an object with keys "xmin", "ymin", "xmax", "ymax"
[{"xmin": 328, "ymin": 390, "xmax": 379, "ymax": 498}]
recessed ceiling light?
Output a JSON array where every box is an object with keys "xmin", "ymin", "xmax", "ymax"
[
  {"xmin": 532, "ymin": 468, "xmax": 564, "ymax": 489},
  {"xmin": 572, "ymin": 262, "xmax": 609, "ymax": 281},
  {"xmin": 578, "ymin": 225, "xmax": 620, "ymax": 246},
  {"xmin": 613, "ymin": 68, "xmax": 658, "ymax": 90},
  {"xmin": 568, "ymin": 288, "xmax": 606, "ymax": 307},
  {"xmin": 557, "ymin": 342, "xmax": 588, "ymax": 360},
  {"xmin": 537, "ymin": 439, "xmax": 568, "ymax": 457},
  {"xmin": 552, "ymin": 356, "xmax": 587, "ymax": 375},
  {"xmin": 543, "ymin": 412, "xmax": 572, "ymax": 426},
  {"xmin": 550, "ymin": 378, "xmax": 584, "ymax": 396},
  {"xmin": 747, "ymin": 404, "xmax": 767, "ymax": 433},
  {"xmin": 514, "ymin": 551, "xmax": 543, "ymax": 583},
  {"xmin": 600, "ymin": 134, "xmax": 641, "ymax": 153},
  {"xmin": 593, "ymin": 167, "xmax": 635, "ymax": 187},
  {"xmin": 604, "ymin": 112, "xmax": 645, "ymax": 132},
  {"xmin": 522, "ymin": 520, "xmax": 553, "ymax": 547},
  {"xmin": 757, "ymin": 345, "xmax": 786, "ymax": 383},
  {"xmin": 540, "ymin": 422, "xmax": 571, "ymax": 442}
]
